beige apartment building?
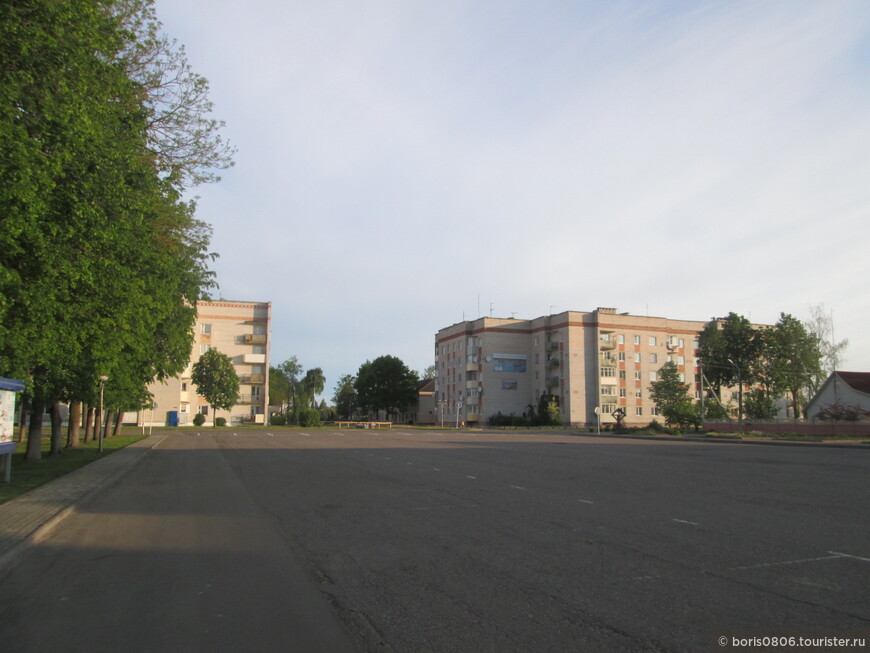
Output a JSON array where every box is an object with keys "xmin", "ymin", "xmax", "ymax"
[
  {"xmin": 141, "ymin": 300, "xmax": 271, "ymax": 426},
  {"xmin": 435, "ymin": 307, "xmax": 714, "ymax": 428}
]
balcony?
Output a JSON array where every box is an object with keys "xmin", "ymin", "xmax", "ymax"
[
  {"xmin": 599, "ymin": 338, "xmax": 616, "ymax": 351},
  {"xmin": 547, "ymin": 376, "xmax": 560, "ymax": 388},
  {"xmin": 547, "ymin": 358, "xmax": 560, "ymax": 369},
  {"xmin": 243, "ymin": 353, "xmax": 266, "ymax": 364},
  {"xmin": 244, "ymin": 334, "xmax": 267, "ymax": 345},
  {"xmin": 466, "ymin": 362, "xmax": 479, "ymax": 372},
  {"xmin": 240, "ymin": 374, "xmax": 265, "ymax": 384},
  {"xmin": 547, "ymin": 341, "xmax": 559, "ymax": 352},
  {"xmin": 465, "ymin": 380, "xmax": 479, "ymax": 390},
  {"xmin": 238, "ymin": 394, "xmax": 264, "ymax": 404}
]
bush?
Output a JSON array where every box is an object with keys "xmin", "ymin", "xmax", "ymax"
[
  {"xmin": 270, "ymin": 414, "xmax": 286, "ymax": 426},
  {"xmin": 297, "ymin": 408, "xmax": 321, "ymax": 427},
  {"xmin": 193, "ymin": 413, "xmax": 205, "ymax": 426},
  {"xmin": 215, "ymin": 417, "xmax": 226, "ymax": 427}
]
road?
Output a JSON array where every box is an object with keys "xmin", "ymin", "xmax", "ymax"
[{"xmin": 0, "ymin": 429, "xmax": 868, "ymax": 652}]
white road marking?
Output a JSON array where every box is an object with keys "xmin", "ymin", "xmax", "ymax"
[
  {"xmin": 730, "ymin": 554, "xmax": 844, "ymax": 571},
  {"xmin": 827, "ymin": 551, "xmax": 870, "ymax": 562},
  {"xmin": 671, "ymin": 519, "xmax": 698, "ymax": 526},
  {"xmin": 432, "ymin": 467, "xmax": 441, "ymax": 472},
  {"xmin": 511, "ymin": 485, "xmax": 526, "ymax": 490},
  {"xmin": 466, "ymin": 475, "xmax": 477, "ymax": 479},
  {"xmin": 577, "ymin": 499, "xmax": 594, "ymax": 504}
]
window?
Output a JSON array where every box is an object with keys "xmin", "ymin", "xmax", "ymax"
[
  {"xmin": 649, "ymin": 336, "xmax": 657, "ymax": 346},
  {"xmin": 618, "ymin": 352, "xmax": 626, "ymax": 361},
  {"xmin": 200, "ymin": 344, "xmax": 211, "ymax": 354},
  {"xmin": 618, "ymin": 334, "xmax": 625, "ymax": 344},
  {"xmin": 181, "ymin": 382, "xmax": 187, "ymax": 391},
  {"xmin": 635, "ymin": 371, "xmax": 642, "ymax": 380},
  {"xmin": 634, "ymin": 335, "xmax": 641, "ymax": 345},
  {"xmin": 650, "ymin": 353, "xmax": 658, "ymax": 363},
  {"xmin": 636, "ymin": 407, "xmax": 643, "ymax": 416},
  {"xmin": 619, "ymin": 370, "xmax": 626, "ymax": 380},
  {"xmin": 634, "ymin": 353, "xmax": 641, "ymax": 363},
  {"xmin": 650, "ymin": 371, "xmax": 658, "ymax": 381},
  {"xmin": 200, "ymin": 405, "xmax": 209, "ymax": 415},
  {"xmin": 619, "ymin": 388, "xmax": 627, "ymax": 398},
  {"xmin": 601, "ymin": 368, "xmax": 615, "ymax": 377},
  {"xmin": 201, "ymin": 323, "xmax": 212, "ymax": 335},
  {"xmin": 635, "ymin": 389, "xmax": 642, "ymax": 398}
]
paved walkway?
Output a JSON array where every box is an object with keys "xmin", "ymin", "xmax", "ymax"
[{"xmin": 0, "ymin": 434, "xmax": 165, "ymax": 574}]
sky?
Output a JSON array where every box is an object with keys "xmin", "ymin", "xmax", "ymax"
[{"xmin": 153, "ymin": 0, "xmax": 870, "ymax": 399}]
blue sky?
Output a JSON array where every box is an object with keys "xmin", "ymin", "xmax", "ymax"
[{"xmin": 154, "ymin": 0, "xmax": 870, "ymax": 396}]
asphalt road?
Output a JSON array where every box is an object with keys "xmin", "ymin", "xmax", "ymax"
[{"xmin": 1, "ymin": 429, "xmax": 868, "ymax": 652}]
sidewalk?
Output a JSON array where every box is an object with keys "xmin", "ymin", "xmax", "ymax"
[{"xmin": 0, "ymin": 433, "xmax": 165, "ymax": 574}]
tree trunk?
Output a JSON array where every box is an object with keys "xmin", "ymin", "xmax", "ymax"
[
  {"xmin": 68, "ymin": 401, "xmax": 82, "ymax": 448},
  {"xmin": 83, "ymin": 404, "xmax": 94, "ymax": 442},
  {"xmin": 103, "ymin": 410, "xmax": 114, "ymax": 441},
  {"xmin": 49, "ymin": 402, "xmax": 63, "ymax": 455},
  {"xmin": 25, "ymin": 399, "xmax": 45, "ymax": 461},
  {"xmin": 112, "ymin": 410, "xmax": 123, "ymax": 436},
  {"xmin": 17, "ymin": 393, "xmax": 29, "ymax": 443},
  {"xmin": 93, "ymin": 405, "xmax": 102, "ymax": 444}
]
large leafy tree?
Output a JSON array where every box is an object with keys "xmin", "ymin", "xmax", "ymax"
[
  {"xmin": 697, "ymin": 313, "xmax": 761, "ymax": 424},
  {"xmin": 332, "ymin": 374, "xmax": 357, "ymax": 420},
  {"xmin": 765, "ymin": 313, "xmax": 822, "ymax": 419},
  {"xmin": 0, "ymin": 0, "xmax": 225, "ymax": 458},
  {"xmin": 191, "ymin": 348, "xmax": 240, "ymax": 426},
  {"xmin": 649, "ymin": 362, "xmax": 698, "ymax": 429},
  {"xmin": 300, "ymin": 368, "xmax": 326, "ymax": 409},
  {"xmin": 355, "ymin": 356, "xmax": 419, "ymax": 420}
]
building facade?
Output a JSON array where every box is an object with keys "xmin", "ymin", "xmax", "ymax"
[
  {"xmin": 142, "ymin": 300, "xmax": 271, "ymax": 426},
  {"xmin": 435, "ymin": 307, "xmax": 714, "ymax": 427}
]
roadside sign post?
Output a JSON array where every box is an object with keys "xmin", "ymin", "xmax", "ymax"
[
  {"xmin": 0, "ymin": 377, "xmax": 26, "ymax": 483},
  {"xmin": 456, "ymin": 401, "xmax": 462, "ymax": 429}
]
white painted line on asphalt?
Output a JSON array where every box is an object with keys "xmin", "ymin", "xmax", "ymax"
[
  {"xmin": 466, "ymin": 475, "xmax": 477, "ymax": 479},
  {"xmin": 730, "ymin": 554, "xmax": 844, "ymax": 571},
  {"xmin": 827, "ymin": 551, "xmax": 870, "ymax": 562},
  {"xmin": 511, "ymin": 485, "xmax": 526, "ymax": 491},
  {"xmin": 577, "ymin": 499, "xmax": 594, "ymax": 504},
  {"xmin": 672, "ymin": 519, "xmax": 698, "ymax": 526},
  {"xmin": 432, "ymin": 467, "xmax": 441, "ymax": 471},
  {"xmin": 233, "ymin": 432, "xmax": 239, "ymax": 436},
  {"xmin": 267, "ymin": 432, "xmax": 274, "ymax": 437},
  {"xmin": 409, "ymin": 503, "xmax": 480, "ymax": 511},
  {"xmin": 300, "ymin": 432, "xmax": 310, "ymax": 437}
]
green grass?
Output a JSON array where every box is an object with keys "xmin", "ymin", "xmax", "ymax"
[{"xmin": 0, "ymin": 430, "xmax": 145, "ymax": 505}]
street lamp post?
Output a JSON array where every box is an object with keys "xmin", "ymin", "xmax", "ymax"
[
  {"xmin": 727, "ymin": 359, "xmax": 743, "ymax": 432},
  {"xmin": 98, "ymin": 375, "xmax": 109, "ymax": 453}
]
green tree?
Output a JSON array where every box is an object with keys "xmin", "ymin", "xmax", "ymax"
[
  {"xmin": 0, "ymin": 1, "xmax": 221, "ymax": 458},
  {"xmin": 650, "ymin": 362, "xmax": 698, "ymax": 430},
  {"xmin": 766, "ymin": 313, "xmax": 822, "ymax": 418},
  {"xmin": 355, "ymin": 356, "xmax": 419, "ymax": 421},
  {"xmin": 191, "ymin": 348, "xmax": 239, "ymax": 426},
  {"xmin": 804, "ymin": 304, "xmax": 848, "ymax": 395},
  {"xmin": 269, "ymin": 365, "xmax": 291, "ymax": 413},
  {"xmin": 300, "ymin": 367, "xmax": 326, "ymax": 409},
  {"xmin": 332, "ymin": 374, "xmax": 357, "ymax": 419},
  {"xmin": 698, "ymin": 313, "xmax": 761, "ymax": 425}
]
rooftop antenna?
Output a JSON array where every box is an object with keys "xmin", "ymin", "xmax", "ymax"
[{"xmin": 490, "ymin": 302, "xmax": 494, "ymax": 317}]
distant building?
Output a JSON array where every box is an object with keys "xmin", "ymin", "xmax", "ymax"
[
  {"xmin": 141, "ymin": 300, "xmax": 271, "ymax": 426},
  {"xmin": 435, "ymin": 307, "xmax": 729, "ymax": 428},
  {"xmin": 806, "ymin": 371, "xmax": 870, "ymax": 419},
  {"xmin": 415, "ymin": 378, "xmax": 437, "ymax": 425}
]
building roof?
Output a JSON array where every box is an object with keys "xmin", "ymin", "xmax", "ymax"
[
  {"xmin": 417, "ymin": 378, "xmax": 436, "ymax": 393},
  {"xmin": 834, "ymin": 371, "xmax": 870, "ymax": 396}
]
